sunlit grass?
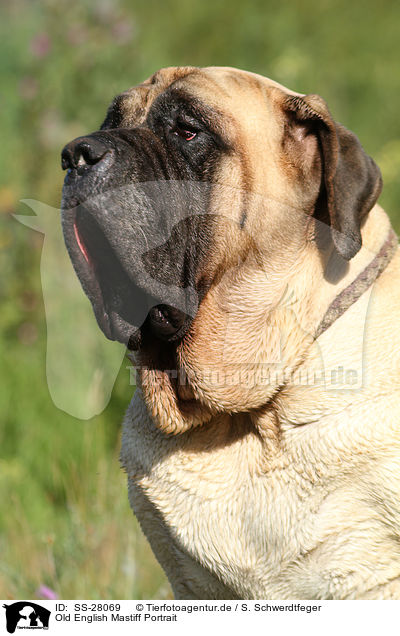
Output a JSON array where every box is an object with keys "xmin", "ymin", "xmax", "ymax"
[{"xmin": 0, "ymin": 416, "xmax": 171, "ymax": 600}]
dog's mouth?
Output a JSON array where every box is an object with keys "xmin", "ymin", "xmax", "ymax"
[{"xmin": 64, "ymin": 206, "xmax": 190, "ymax": 350}]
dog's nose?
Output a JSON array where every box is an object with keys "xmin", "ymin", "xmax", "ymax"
[{"xmin": 61, "ymin": 136, "xmax": 110, "ymax": 170}]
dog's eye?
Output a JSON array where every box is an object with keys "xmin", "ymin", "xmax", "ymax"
[{"xmin": 171, "ymin": 125, "xmax": 197, "ymax": 141}]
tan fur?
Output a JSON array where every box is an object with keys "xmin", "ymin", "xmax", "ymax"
[{"xmin": 119, "ymin": 67, "xmax": 400, "ymax": 599}]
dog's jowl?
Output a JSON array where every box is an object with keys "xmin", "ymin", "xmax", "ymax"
[{"xmin": 61, "ymin": 66, "xmax": 400, "ymax": 600}]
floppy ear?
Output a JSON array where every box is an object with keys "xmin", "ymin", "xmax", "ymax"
[{"xmin": 284, "ymin": 94, "xmax": 382, "ymax": 260}]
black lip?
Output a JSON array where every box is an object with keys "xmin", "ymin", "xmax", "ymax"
[
  {"xmin": 61, "ymin": 204, "xmax": 191, "ymax": 348},
  {"xmin": 148, "ymin": 305, "xmax": 189, "ymax": 340},
  {"xmin": 61, "ymin": 204, "xmax": 114, "ymax": 341}
]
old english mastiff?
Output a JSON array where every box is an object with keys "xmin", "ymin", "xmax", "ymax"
[{"xmin": 61, "ymin": 66, "xmax": 400, "ymax": 599}]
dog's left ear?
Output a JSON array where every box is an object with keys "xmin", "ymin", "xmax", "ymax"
[{"xmin": 283, "ymin": 94, "xmax": 382, "ymax": 260}]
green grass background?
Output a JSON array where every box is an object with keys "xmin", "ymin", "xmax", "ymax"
[{"xmin": 1, "ymin": 0, "xmax": 400, "ymax": 599}]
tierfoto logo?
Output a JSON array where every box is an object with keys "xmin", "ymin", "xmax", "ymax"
[{"xmin": 2, "ymin": 603, "xmax": 50, "ymax": 633}]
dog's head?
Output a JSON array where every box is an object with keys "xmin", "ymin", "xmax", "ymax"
[{"xmin": 61, "ymin": 66, "xmax": 382, "ymax": 355}]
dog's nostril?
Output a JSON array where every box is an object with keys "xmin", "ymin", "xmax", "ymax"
[
  {"xmin": 61, "ymin": 137, "xmax": 109, "ymax": 171},
  {"xmin": 75, "ymin": 142, "xmax": 106, "ymax": 167}
]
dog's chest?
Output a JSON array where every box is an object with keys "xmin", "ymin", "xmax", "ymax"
[{"xmin": 121, "ymin": 392, "xmax": 341, "ymax": 598}]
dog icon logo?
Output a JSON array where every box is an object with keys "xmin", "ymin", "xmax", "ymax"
[{"xmin": 2, "ymin": 602, "xmax": 50, "ymax": 633}]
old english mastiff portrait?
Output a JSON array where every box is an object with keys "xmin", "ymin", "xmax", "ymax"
[{"xmin": 61, "ymin": 66, "xmax": 400, "ymax": 599}]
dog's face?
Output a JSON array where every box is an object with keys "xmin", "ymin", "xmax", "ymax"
[{"xmin": 61, "ymin": 66, "xmax": 381, "ymax": 354}]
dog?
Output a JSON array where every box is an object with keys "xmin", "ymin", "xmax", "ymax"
[{"xmin": 61, "ymin": 66, "xmax": 400, "ymax": 599}]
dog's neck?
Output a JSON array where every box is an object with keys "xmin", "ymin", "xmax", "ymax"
[{"xmin": 136, "ymin": 205, "xmax": 396, "ymax": 437}]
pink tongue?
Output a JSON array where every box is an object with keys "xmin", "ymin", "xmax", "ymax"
[{"xmin": 73, "ymin": 221, "xmax": 90, "ymax": 263}]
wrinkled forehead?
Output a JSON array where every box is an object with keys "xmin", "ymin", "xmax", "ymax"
[{"xmin": 101, "ymin": 66, "xmax": 299, "ymax": 132}]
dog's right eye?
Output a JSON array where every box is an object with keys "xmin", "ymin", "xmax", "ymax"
[{"xmin": 171, "ymin": 125, "xmax": 197, "ymax": 141}]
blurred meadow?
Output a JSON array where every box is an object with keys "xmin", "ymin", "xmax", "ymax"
[{"xmin": 1, "ymin": 0, "xmax": 400, "ymax": 599}]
